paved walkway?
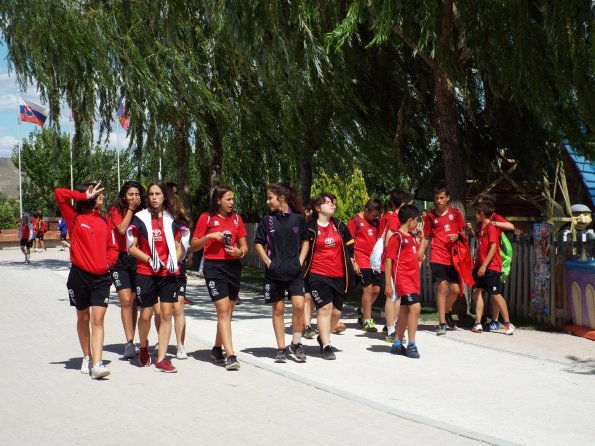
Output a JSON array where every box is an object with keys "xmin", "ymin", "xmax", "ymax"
[{"xmin": 0, "ymin": 248, "xmax": 593, "ymax": 445}]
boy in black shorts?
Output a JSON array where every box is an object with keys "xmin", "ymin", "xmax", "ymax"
[{"xmin": 472, "ymin": 202, "xmax": 515, "ymax": 335}]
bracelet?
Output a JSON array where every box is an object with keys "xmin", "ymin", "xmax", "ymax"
[{"xmin": 238, "ymin": 248, "xmax": 245, "ymax": 259}]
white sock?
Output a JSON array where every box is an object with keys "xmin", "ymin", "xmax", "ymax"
[
  {"xmin": 292, "ymin": 332, "xmax": 302, "ymax": 344},
  {"xmin": 387, "ymin": 326, "xmax": 395, "ymax": 336}
]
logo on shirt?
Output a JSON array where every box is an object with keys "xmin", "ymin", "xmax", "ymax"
[
  {"xmin": 449, "ymin": 214, "xmax": 454, "ymax": 221},
  {"xmin": 213, "ymin": 220, "xmax": 220, "ymax": 226},
  {"xmin": 444, "ymin": 224, "xmax": 451, "ymax": 232},
  {"xmin": 324, "ymin": 237, "xmax": 336, "ymax": 248},
  {"xmin": 81, "ymin": 223, "xmax": 91, "ymax": 229},
  {"xmin": 292, "ymin": 226, "xmax": 298, "ymax": 233},
  {"xmin": 153, "ymin": 228, "xmax": 162, "ymax": 242},
  {"xmin": 367, "ymin": 229, "xmax": 374, "ymax": 236},
  {"xmin": 434, "ymin": 219, "xmax": 438, "ymax": 225}
]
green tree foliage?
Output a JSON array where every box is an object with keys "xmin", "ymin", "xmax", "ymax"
[
  {"xmin": 311, "ymin": 167, "xmax": 369, "ymax": 222},
  {"xmin": 0, "ymin": 197, "xmax": 19, "ymax": 229},
  {"xmin": 11, "ymin": 128, "xmax": 134, "ymax": 215}
]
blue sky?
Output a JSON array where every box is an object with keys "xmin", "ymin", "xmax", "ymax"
[{"xmin": 0, "ymin": 42, "xmax": 125, "ymax": 158}]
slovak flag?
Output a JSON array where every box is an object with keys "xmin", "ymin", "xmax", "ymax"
[
  {"xmin": 19, "ymin": 97, "xmax": 49, "ymax": 127},
  {"xmin": 117, "ymin": 98, "xmax": 129, "ymax": 130}
]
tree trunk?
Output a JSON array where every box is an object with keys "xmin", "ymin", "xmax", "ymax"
[
  {"xmin": 205, "ymin": 113, "xmax": 222, "ymax": 190},
  {"xmin": 174, "ymin": 118, "xmax": 191, "ymax": 211},
  {"xmin": 299, "ymin": 157, "xmax": 313, "ymax": 201},
  {"xmin": 433, "ymin": 69, "xmax": 466, "ymax": 213}
]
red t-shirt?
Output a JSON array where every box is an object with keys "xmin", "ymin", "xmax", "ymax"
[
  {"xmin": 476, "ymin": 223, "xmax": 502, "ymax": 272},
  {"xmin": 192, "ymin": 212, "xmax": 247, "ymax": 260},
  {"xmin": 20, "ymin": 222, "xmax": 30, "ymax": 239},
  {"xmin": 109, "ymin": 207, "xmax": 128, "ymax": 252},
  {"xmin": 379, "ymin": 211, "xmax": 398, "ymax": 236},
  {"xmin": 347, "ymin": 214, "xmax": 378, "ymax": 269},
  {"xmin": 423, "ymin": 207, "xmax": 465, "ymax": 265},
  {"xmin": 477, "ymin": 212, "xmax": 509, "ymax": 237},
  {"xmin": 134, "ymin": 215, "xmax": 181, "ymax": 276},
  {"xmin": 385, "ymin": 231, "xmax": 420, "ymax": 296},
  {"xmin": 310, "ymin": 223, "xmax": 344, "ymax": 278}
]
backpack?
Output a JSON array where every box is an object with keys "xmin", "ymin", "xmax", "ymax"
[{"xmin": 500, "ymin": 233, "xmax": 513, "ymax": 283}]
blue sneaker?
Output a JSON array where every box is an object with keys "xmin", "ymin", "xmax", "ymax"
[
  {"xmin": 405, "ymin": 344, "xmax": 420, "ymax": 359},
  {"xmin": 485, "ymin": 321, "xmax": 500, "ymax": 332},
  {"xmin": 391, "ymin": 342, "xmax": 406, "ymax": 355}
]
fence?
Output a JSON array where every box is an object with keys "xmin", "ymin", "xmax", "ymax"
[{"xmin": 242, "ymin": 223, "xmax": 593, "ymax": 329}]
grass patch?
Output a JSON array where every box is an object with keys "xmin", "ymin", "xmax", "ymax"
[{"xmin": 241, "ymin": 266, "xmax": 265, "ymax": 286}]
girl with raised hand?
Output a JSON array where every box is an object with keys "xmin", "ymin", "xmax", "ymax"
[
  {"xmin": 108, "ymin": 181, "xmax": 146, "ymax": 360},
  {"xmin": 191, "ymin": 186, "xmax": 249, "ymax": 371},
  {"xmin": 254, "ymin": 183, "xmax": 310, "ymax": 364},
  {"xmin": 127, "ymin": 181, "xmax": 190, "ymax": 373},
  {"xmin": 54, "ymin": 182, "xmax": 119, "ymax": 379},
  {"xmin": 304, "ymin": 193, "xmax": 355, "ymax": 360}
]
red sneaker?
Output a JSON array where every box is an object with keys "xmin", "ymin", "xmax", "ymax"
[
  {"xmin": 139, "ymin": 346, "xmax": 151, "ymax": 367},
  {"xmin": 155, "ymin": 359, "xmax": 177, "ymax": 373}
]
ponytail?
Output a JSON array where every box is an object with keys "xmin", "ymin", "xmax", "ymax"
[{"xmin": 266, "ymin": 182, "xmax": 304, "ymax": 214}]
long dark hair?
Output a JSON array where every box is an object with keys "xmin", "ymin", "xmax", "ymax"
[
  {"xmin": 387, "ymin": 189, "xmax": 412, "ymax": 211},
  {"xmin": 111, "ymin": 181, "xmax": 146, "ymax": 214},
  {"xmin": 75, "ymin": 182, "xmax": 102, "ymax": 213},
  {"xmin": 146, "ymin": 180, "xmax": 182, "ymax": 220},
  {"xmin": 266, "ymin": 182, "xmax": 304, "ymax": 214},
  {"xmin": 209, "ymin": 185, "xmax": 233, "ymax": 215},
  {"xmin": 311, "ymin": 192, "xmax": 336, "ymax": 221}
]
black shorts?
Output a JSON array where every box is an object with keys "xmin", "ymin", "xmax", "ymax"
[
  {"xmin": 264, "ymin": 273, "xmax": 305, "ymax": 304},
  {"xmin": 400, "ymin": 293, "xmax": 421, "ymax": 306},
  {"xmin": 110, "ymin": 252, "xmax": 137, "ymax": 292},
  {"xmin": 360, "ymin": 268, "xmax": 383, "ymax": 287},
  {"xmin": 307, "ymin": 273, "xmax": 345, "ymax": 311},
  {"xmin": 135, "ymin": 274, "xmax": 179, "ymax": 308},
  {"xmin": 35, "ymin": 233, "xmax": 44, "ymax": 240},
  {"xmin": 431, "ymin": 263, "xmax": 460, "ymax": 284},
  {"xmin": 66, "ymin": 265, "xmax": 111, "ymax": 311},
  {"xmin": 473, "ymin": 269, "xmax": 503, "ymax": 295},
  {"xmin": 204, "ymin": 259, "xmax": 241, "ymax": 302},
  {"xmin": 20, "ymin": 238, "xmax": 32, "ymax": 248},
  {"xmin": 60, "ymin": 232, "xmax": 67, "ymax": 241}
]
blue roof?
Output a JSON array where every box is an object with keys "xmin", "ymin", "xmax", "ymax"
[{"xmin": 566, "ymin": 145, "xmax": 595, "ymax": 209}]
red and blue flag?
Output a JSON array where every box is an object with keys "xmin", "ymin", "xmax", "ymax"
[{"xmin": 19, "ymin": 97, "xmax": 48, "ymax": 127}]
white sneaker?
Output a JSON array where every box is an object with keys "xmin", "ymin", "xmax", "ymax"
[
  {"xmin": 91, "ymin": 362, "xmax": 110, "ymax": 379},
  {"xmin": 176, "ymin": 345, "xmax": 188, "ymax": 360},
  {"xmin": 471, "ymin": 323, "xmax": 483, "ymax": 333},
  {"xmin": 505, "ymin": 323, "xmax": 516, "ymax": 335},
  {"xmin": 81, "ymin": 356, "xmax": 90, "ymax": 374},
  {"xmin": 123, "ymin": 342, "xmax": 137, "ymax": 359}
]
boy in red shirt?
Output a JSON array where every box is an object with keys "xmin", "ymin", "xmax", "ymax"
[
  {"xmin": 472, "ymin": 202, "xmax": 515, "ymax": 335},
  {"xmin": 348, "ymin": 198, "xmax": 383, "ymax": 332},
  {"xmin": 384, "ymin": 205, "xmax": 421, "ymax": 358},
  {"xmin": 418, "ymin": 185, "xmax": 466, "ymax": 335}
]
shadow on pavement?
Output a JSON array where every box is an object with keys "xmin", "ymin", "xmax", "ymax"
[
  {"xmin": 49, "ymin": 357, "xmax": 112, "ymax": 370},
  {"xmin": 0, "ymin": 258, "xmax": 70, "ymax": 271},
  {"xmin": 564, "ymin": 355, "xmax": 595, "ymax": 375}
]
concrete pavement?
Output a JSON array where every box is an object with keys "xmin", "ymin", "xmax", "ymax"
[{"xmin": 0, "ymin": 247, "xmax": 593, "ymax": 445}]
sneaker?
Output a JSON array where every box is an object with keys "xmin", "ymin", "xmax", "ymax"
[
  {"xmin": 505, "ymin": 322, "xmax": 516, "ymax": 335},
  {"xmin": 436, "ymin": 324, "xmax": 447, "ymax": 336},
  {"xmin": 24, "ymin": 258, "xmax": 30, "ymax": 264},
  {"xmin": 91, "ymin": 362, "xmax": 110, "ymax": 379},
  {"xmin": 332, "ymin": 321, "xmax": 347, "ymax": 334},
  {"xmin": 362, "ymin": 319, "xmax": 378, "ymax": 332},
  {"xmin": 445, "ymin": 311, "xmax": 456, "ymax": 329},
  {"xmin": 123, "ymin": 342, "xmax": 137, "ymax": 359},
  {"xmin": 155, "ymin": 359, "xmax": 177, "ymax": 373},
  {"xmin": 321, "ymin": 345, "xmax": 336, "ymax": 360},
  {"xmin": 153, "ymin": 343, "xmax": 159, "ymax": 356},
  {"xmin": 391, "ymin": 343, "xmax": 406, "ymax": 355},
  {"xmin": 225, "ymin": 355, "xmax": 241, "ymax": 371},
  {"xmin": 59, "ymin": 247, "xmax": 65, "ymax": 251},
  {"xmin": 382, "ymin": 325, "xmax": 388, "ymax": 334},
  {"xmin": 485, "ymin": 320, "xmax": 500, "ymax": 332},
  {"xmin": 176, "ymin": 345, "xmax": 188, "ymax": 360},
  {"xmin": 139, "ymin": 346, "xmax": 151, "ymax": 367},
  {"xmin": 405, "ymin": 344, "xmax": 420, "ymax": 359},
  {"xmin": 289, "ymin": 342, "xmax": 307, "ymax": 363},
  {"xmin": 385, "ymin": 334, "xmax": 395, "ymax": 344},
  {"xmin": 211, "ymin": 346, "xmax": 226, "ymax": 363},
  {"xmin": 472, "ymin": 323, "xmax": 483, "ymax": 333},
  {"xmin": 303, "ymin": 325, "xmax": 318, "ymax": 339},
  {"xmin": 80, "ymin": 356, "xmax": 91, "ymax": 374},
  {"xmin": 274, "ymin": 348, "xmax": 287, "ymax": 363},
  {"xmin": 356, "ymin": 308, "xmax": 364, "ymax": 326}
]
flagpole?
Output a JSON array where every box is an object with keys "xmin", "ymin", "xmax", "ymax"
[
  {"xmin": 17, "ymin": 95, "xmax": 23, "ymax": 218},
  {"xmin": 117, "ymin": 120, "xmax": 121, "ymax": 188},
  {"xmin": 69, "ymin": 114, "xmax": 73, "ymax": 190}
]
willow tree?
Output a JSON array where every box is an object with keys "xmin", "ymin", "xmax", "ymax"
[{"xmin": 329, "ymin": 0, "xmax": 595, "ymax": 209}]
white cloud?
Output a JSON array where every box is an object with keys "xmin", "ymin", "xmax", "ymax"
[{"xmin": 0, "ymin": 135, "xmax": 18, "ymax": 157}]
